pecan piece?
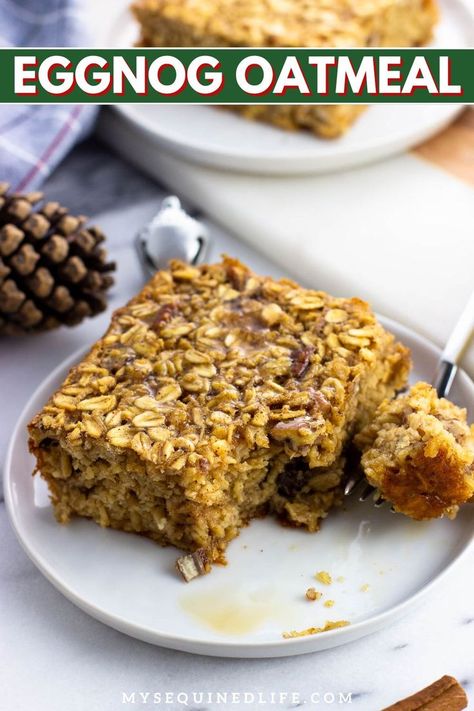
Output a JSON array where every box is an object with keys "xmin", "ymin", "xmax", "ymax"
[
  {"xmin": 290, "ymin": 346, "xmax": 314, "ymax": 378},
  {"xmin": 176, "ymin": 548, "xmax": 210, "ymax": 582},
  {"xmin": 150, "ymin": 303, "xmax": 179, "ymax": 331}
]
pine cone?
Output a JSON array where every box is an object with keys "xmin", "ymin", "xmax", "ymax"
[{"xmin": 0, "ymin": 183, "xmax": 115, "ymax": 335}]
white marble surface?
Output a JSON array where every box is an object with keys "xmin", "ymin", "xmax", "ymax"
[{"xmin": 1, "ymin": 141, "xmax": 473, "ymax": 710}]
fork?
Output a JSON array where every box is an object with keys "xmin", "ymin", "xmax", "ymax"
[{"xmin": 344, "ymin": 287, "xmax": 474, "ymax": 506}]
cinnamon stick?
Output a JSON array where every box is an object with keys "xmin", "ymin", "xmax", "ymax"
[{"xmin": 382, "ymin": 675, "xmax": 468, "ymax": 711}]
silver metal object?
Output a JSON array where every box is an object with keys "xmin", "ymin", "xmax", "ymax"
[
  {"xmin": 345, "ymin": 287, "xmax": 474, "ymax": 506},
  {"xmin": 432, "ymin": 289, "xmax": 474, "ymax": 398},
  {"xmin": 136, "ymin": 196, "xmax": 210, "ymax": 278}
]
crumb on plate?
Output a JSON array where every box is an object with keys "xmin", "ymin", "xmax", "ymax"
[
  {"xmin": 315, "ymin": 571, "xmax": 332, "ymax": 585},
  {"xmin": 282, "ymin": 620, "xmax": 349, "ymax": 639},
  {"xmin": 305, "ymin": 587, "xmax": 322, "ymax": 601}
]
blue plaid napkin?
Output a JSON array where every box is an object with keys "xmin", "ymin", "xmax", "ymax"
[{"xmin": 0, "ymin": 0, "xmax": 97, "ymax": 191}]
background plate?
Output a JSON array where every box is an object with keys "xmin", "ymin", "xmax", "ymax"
[
  {"xmin": 5, "ymin": 318, "xmax": 474, "ymax": 658},
  {"xmin": 100, "ymin": 0, "xmax": 473, "ymax": 175}
]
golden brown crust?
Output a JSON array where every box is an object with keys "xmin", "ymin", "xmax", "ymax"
[
  {"xmin": 29, "ymin": 257, "xmax": 410, "ymax": 563},
  {"xmin": 131, "ymin": 0, "xmax": 439, "ymax": 137},
  {"xmin": 355, "ymin": 382, "xmax": 474, "ymax": 520},
  {"xmin": 223, "ymin": 105, "xmax": 368, "ymax": 140},
  {"xmin": 132, "ymin": 0, "xmax": 438, "ymax": 49}
]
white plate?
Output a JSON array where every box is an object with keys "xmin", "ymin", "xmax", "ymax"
[
  {"xmin": 101, "ymin": 0, "xmax": 473, "ymax": 175},
  {"xmin": 5, "ymin": 317, "xmax": 474, "ymax": 657}
]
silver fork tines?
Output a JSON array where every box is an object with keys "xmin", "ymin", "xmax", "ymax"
[{"xmin": 345, "ymin": 287, "xmax": 474, "ymax": 509}]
